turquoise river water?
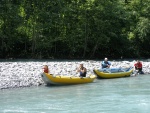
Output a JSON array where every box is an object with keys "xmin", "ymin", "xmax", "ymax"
[{"xmin": 0, "ymin": 74, "xmax": 150, "ymax": 113}]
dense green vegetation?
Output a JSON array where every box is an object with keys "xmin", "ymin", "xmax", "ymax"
[{"xmin": 0, "ymin": 0, "xmax": 150, "ymax": 59}]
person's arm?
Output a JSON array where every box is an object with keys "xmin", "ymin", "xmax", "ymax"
[
  {"xmin": 79, "ymin": 67, "xmax": 86, "ymax": 73},
  {"xmin": 107, "ymin": 62, "xmax": 111, "ymax": 68},
  {"xmin": 101, "ymin": 61, "xmax": 104, "ymax": 65},
  {"xmin": 83, "ymin": 67, "xmax": 87, "ymax": 73},
  {"xmin": 141, "ymin": 62, "xmax": 142, "ymax": 67},
  {"xmin": 101, "ymin": 61, "xmax": 106, "ymax": 66},
  {"xmin": 138, "ymin": 62, "xmax": 142, "ymax": 68},
  {"xmin": 102, "ymin": 61, "xmax": 108, "ymax": 68},
  {"xmin": 134, "ymin": 63, "xmax": 137, "ymax": 67},
  {"xmin": 108, "ymin": 61, "xmax": 111, "ymax": 66},
  {"xmin": 76, "ymin": 67, "xmax": 81, "ymax": 72}
]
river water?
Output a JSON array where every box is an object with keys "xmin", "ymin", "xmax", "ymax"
[{"xmin": 0, "ymin": 74, "xmax": 150, "ymax": 113}]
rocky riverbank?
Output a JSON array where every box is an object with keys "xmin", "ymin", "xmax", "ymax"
[{"xmin": 0, "ymin": 60, "xmax": 150, "ymax": 89}]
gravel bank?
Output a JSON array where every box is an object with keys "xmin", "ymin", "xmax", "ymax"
[{"xmin": 0, "ymin": 60, "xmax": 150, "ymax": 89}]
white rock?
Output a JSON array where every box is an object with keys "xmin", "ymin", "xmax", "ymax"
[{"xmin": 0, "ymin": 60, "xmax": 150, "ymax": 89}]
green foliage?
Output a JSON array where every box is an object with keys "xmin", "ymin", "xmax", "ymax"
[
  {"xmin": 0, "ymin": 0, "xmax": 149, "ymax": 59},
  {"xmin": 125, "ymin": 0, "xmax": 150, "ymax": 57}
]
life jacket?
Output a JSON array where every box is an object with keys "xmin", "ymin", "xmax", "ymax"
[
  {"xmin": 44, "ymin": 67, "xmax": 49, "ymax": 73},
  {"xmin": 134, "ymin": 62, "xmax": 142, "ymax": 68}
]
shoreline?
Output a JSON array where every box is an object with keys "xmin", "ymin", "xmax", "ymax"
[{"xmin": 0, "ymin": 60, "xmax": 150, "ymax": 89}]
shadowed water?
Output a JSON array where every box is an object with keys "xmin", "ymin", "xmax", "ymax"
[{"xmin": 0, "ymin": 74, "xmax": 150, "ymax": 113}]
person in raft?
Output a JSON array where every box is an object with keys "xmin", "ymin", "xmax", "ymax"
[
  {"xmin": 134, "ymin": 60, "xmax": 144, "ymax": 74},
  {"xmin": 77, "ymin": 63, "xmax": 87, "ymax": 77},
  {"xmin": 101, "ymin": 58, "xmax": 111, "ymax": 69},
  {"xmin": 43, "ymin": 65, "xmax": 49, "ymax": 73}
]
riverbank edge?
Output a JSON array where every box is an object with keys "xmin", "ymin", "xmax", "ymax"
[{"xmin": 0, "ymin": 60, "xmax": 150, "ymax": 90}]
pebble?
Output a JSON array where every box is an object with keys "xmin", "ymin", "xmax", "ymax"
[{"xmin": 0, "ymin": 60, "xmax": 150, "ymax": 89}]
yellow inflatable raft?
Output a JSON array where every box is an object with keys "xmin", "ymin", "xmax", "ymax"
[
  {"xmin": 93, "ymin": 67, "xmax": 133, "ymax": 79},
  {"xmin": 41, "ymin": 73, "xmax": 96, "ymax": 85}
]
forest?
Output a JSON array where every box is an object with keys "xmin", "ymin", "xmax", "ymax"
[{"xmin": 0, "ymin": 0, "xmax": 150, "ymax": 59}]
